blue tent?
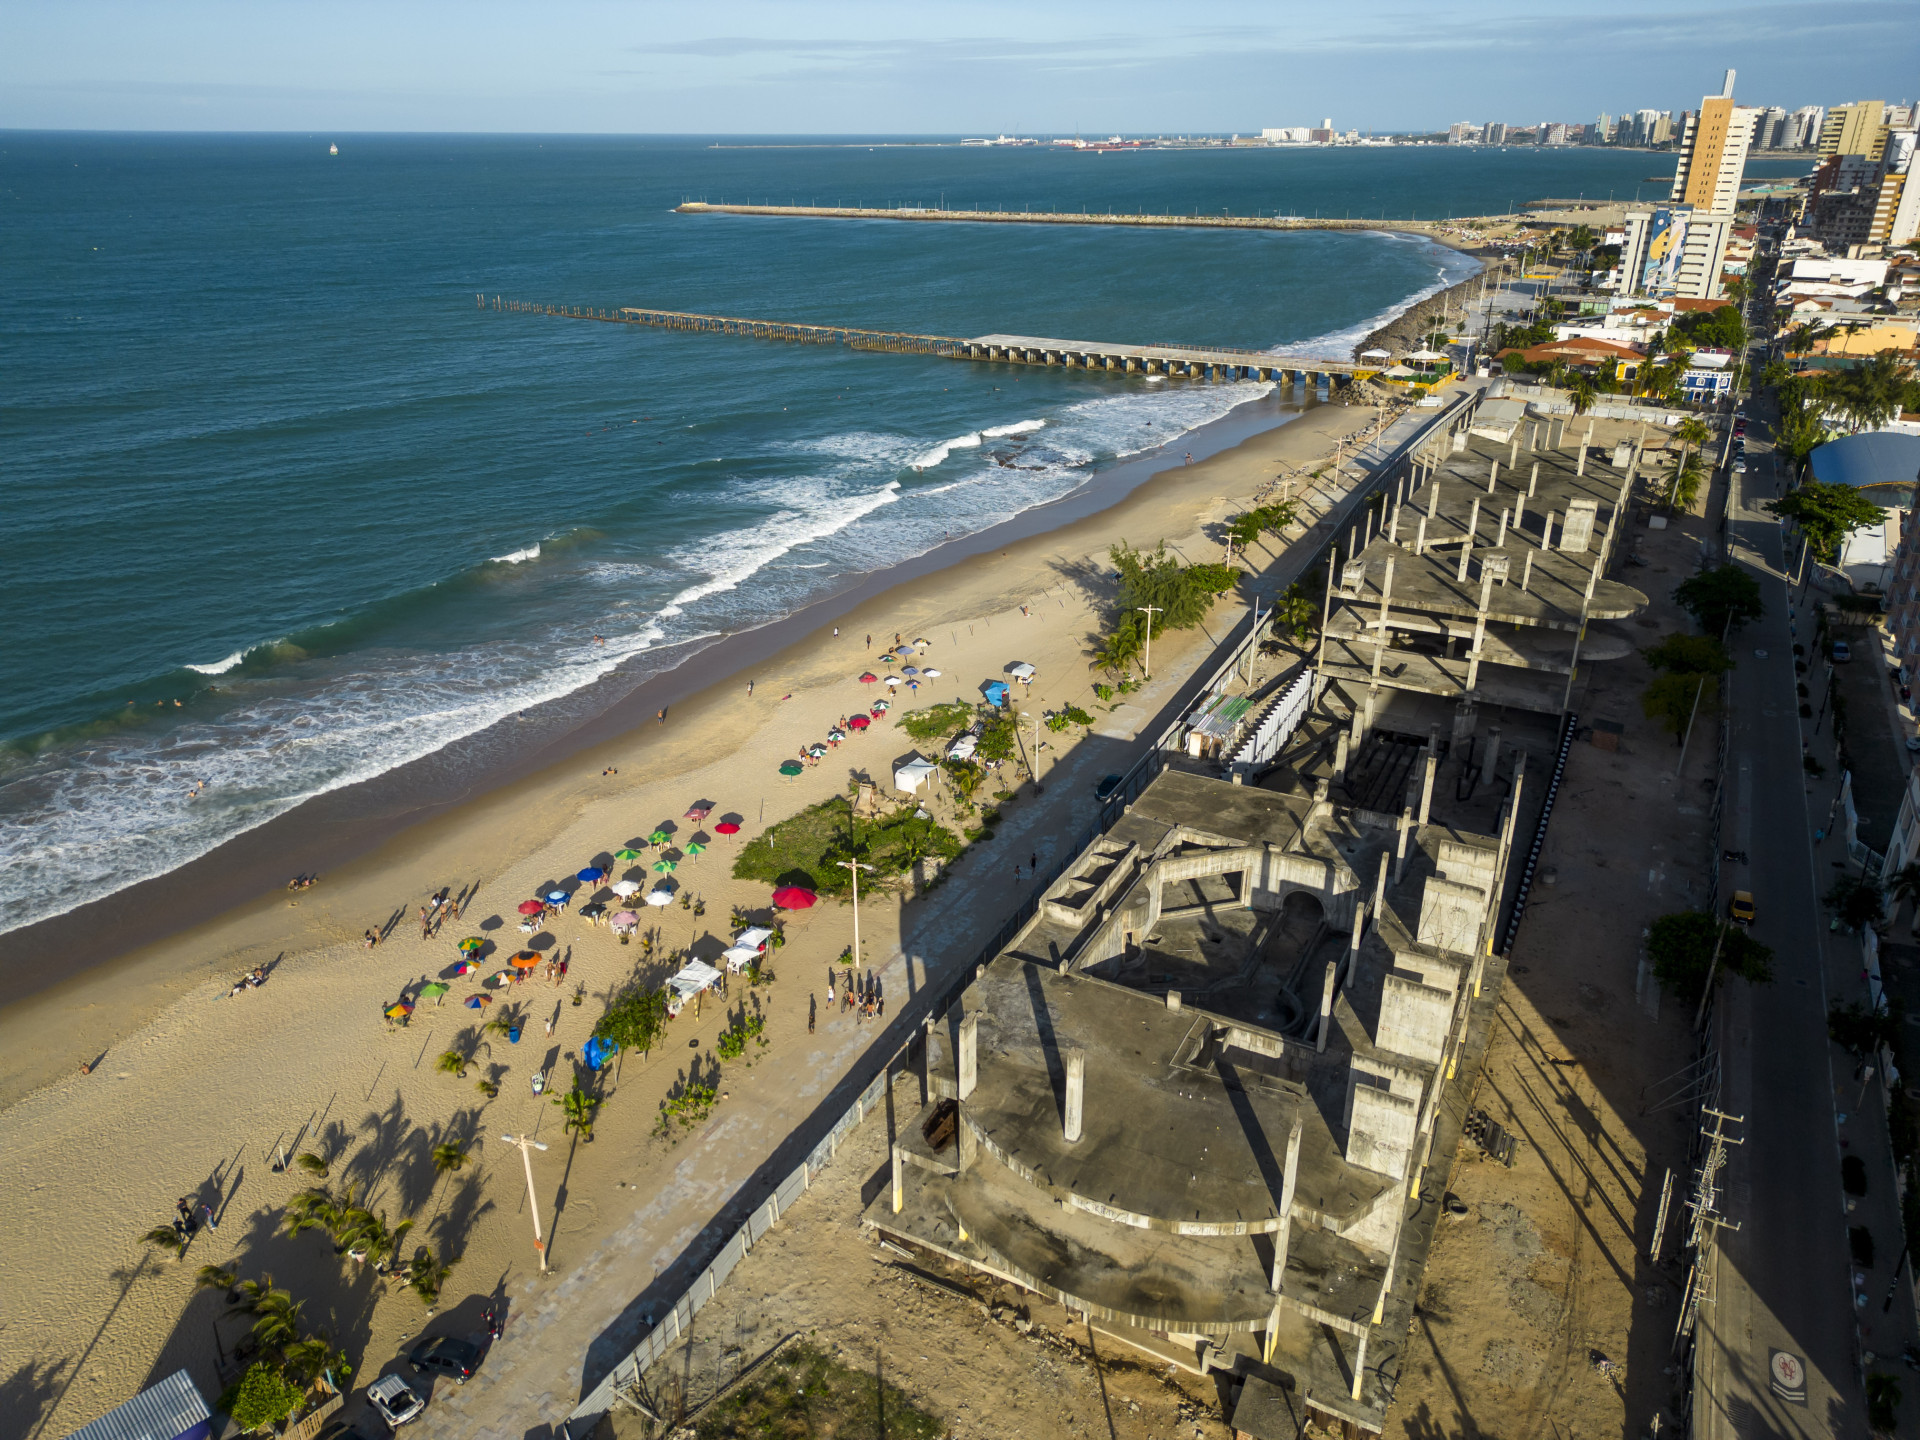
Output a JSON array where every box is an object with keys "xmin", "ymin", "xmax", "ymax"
[
  {"xmin": 582, "ymin": 1036, "xmax": 619, "ymax": 1071},
  {"xmin": 982, "ymin": 680, "xmax": 1010, "ymax": 707}
]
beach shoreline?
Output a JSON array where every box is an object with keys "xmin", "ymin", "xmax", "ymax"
[{"xmin": 0, "ymin": 387, "xmax": 1379, "ymax": 1106}]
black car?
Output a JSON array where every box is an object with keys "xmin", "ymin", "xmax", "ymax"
[
  {"xmin": 408, "ymin": 1335, "xmax": 483, "ymax": 1384},
  {"xmin": 1095, "ymin": 774, "xmax": 1125, "ymax": 801},
  {"xmin": 314, "ymin": 1417, "xmax": 383, "ymax": 1440}
]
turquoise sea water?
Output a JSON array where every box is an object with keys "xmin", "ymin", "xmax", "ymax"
[{"xmin": 0, "ymin": 136, "xmax": 1721, "ymax": 930}]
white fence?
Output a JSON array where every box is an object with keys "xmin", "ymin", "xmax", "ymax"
[{"xmin": 1227, "ymin": 667, "xmax": 1314, "ymax": 780}]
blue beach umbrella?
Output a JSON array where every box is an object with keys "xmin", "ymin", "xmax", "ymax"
[{"xmin": 577, "ymin": 867, "xmax": 606, "ymax": 884}]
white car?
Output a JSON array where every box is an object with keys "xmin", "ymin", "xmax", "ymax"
[{"xmin": 366, "ymin": 1375, "xmax": 425, "ymax": 1430}]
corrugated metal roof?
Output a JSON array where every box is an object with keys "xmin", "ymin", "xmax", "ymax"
[{"xmin": 64, "ymin": 1371, "xmax": 210, "ymax": 1440}]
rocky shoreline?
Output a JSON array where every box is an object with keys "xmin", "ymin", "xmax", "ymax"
[{"xmin": 1355, "ymin": 248, "xmax": 1505, "ymax": 360}]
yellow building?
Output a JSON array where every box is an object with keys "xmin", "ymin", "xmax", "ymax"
[{"xmin": 1819, "ymin": 100, "xmax": 1887, "ymax": 159}]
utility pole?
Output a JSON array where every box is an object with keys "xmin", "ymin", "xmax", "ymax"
[
  {"xmin": 1673, "ymin": 1108, "xmax": 1743, "ymax": 1351},
  {"xmin": 499, "ymin": 1132, "xmax": 551, "ymax": 1273},
  {"xmin": 838, "ymin": 859, "xmax": 874, "ymax": 966},
  {"xmin": 1137, "ymin": 605, "xmax": 1163, "ymax": 680}
]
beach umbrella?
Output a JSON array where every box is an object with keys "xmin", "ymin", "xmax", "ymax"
[
  {"xmin": 614, "ymin": 847, "xmax": 643, "ymax": 863},
  {"xmin": 684, "ymin": 804, "xmax": 711, "ymax": 820},
  {"xmin": 611, "ymin": 879, "xmax": 641, "ymax": 897},
  {"xmin": 545, "ymin": 889, "xmax": 568, "ymax": 904},
  {"xmin": 894, "ymin": 645, "xmax": 914, "ymax": 656},
  {"xmin": 648, "ymin": 829, "xmax": 671, "ymax": 846},
  {"xmin": 807, "ymin": 743, "xmax": 828, "ymax": 758},
  {"xmin": 579, "ymin": 901, "xmax": 607, "ymax": 918},
  {"xmin": 511, "ymin": 951, "xmax": 541, "ymax": 970},
  {"xmin": 922, "ymin": 668, "xmax": 941, "ymax": 678},
  {"xmin": 458, "ymin": 937, "xmax": 484, "ymax": 952},
  {"xmin": 577, "ymin": 866, "xmax": 606, "ymax": 884},
  {"xmin": 847, "ymin": 714, "xmax": 870, "ymax": 730},
  {"xmin": 858, "ymin": 672, "xmax": 878, "ymax": 683},
  {"xmin": 778, "ymin": 760, "xmax": 804, "ymax": 776},
  {"xmin": 613, "ymin": 909, "xmax": 641, "ymax": 925},
  {"xmin": 714, "ymin": 821, "xmax": 741, "ymax": 834},
  {"xmin": 884, "ymin": 675, "xmax": 902, "ymax": 687},
  {"xmin": 385, "ymin": 1001, "xmax": 414, "ymax": 1020},
  {"xmin": 827, "ymin": 729, "xmax": 846, "ymax": 742},
  {"xmin": 517, "ymin": 900, "xmax": 545, "ymax": 916},
  {"xmin": 653, "ymin": 859, "xmax": 678, "ymax": 873},
  {"xmin": 646, "ymin": 889, "xmax": 674, "ymax": 907},
  {"xmin": 872, "ymin": 699, "xmax": 891, "ymax": 712},
  {"xmin": 418, "ymin": 981, "xmax": 450, "ymax": 1004},
  {"xmin": 902, "ymin": 666, "xmax": 919, "ymax": 677},
  {"xmin": 685, "ymin": 841, "xmax": 707, "ymax": 857},
  {"xmin": 454, "ymin": 960, "xmax": 478, "ymax": 978},
  {"xmin": 464, "ymin": 994, "xmax": 492, "ymax": 1010},
  {"xmin": 484, "ymin": 969, "xmax": 514, "ymax": 989},
  {"xmin": 772, "ymin": 887, "xmax": 817, "ymax": 910},
  {"xmin": 914, "ymin": 637, "xmax": 930, "ymax": 648}
]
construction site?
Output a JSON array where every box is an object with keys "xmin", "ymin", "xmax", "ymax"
[{"xmin": 601, "ymin": 410, "xmax": 1724, "ymax": 1440}]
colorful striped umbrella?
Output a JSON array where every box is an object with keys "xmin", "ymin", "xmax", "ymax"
[
  {"xmin": 458, "ymin": 937, "xmax": 484, "ymax": 952},
  {"xmin": 464, "ymin": 994, "xmax": 492, "ymax": 1010},
  {"xmin": 385, "ymin": 1001, "xmax": 414, "ymax": 1020}
]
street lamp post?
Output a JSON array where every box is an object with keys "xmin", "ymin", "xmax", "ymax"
[
  {"xmin": 500, "ymin": 1133, "xmax": 550, "ymax": 1273},
  {"xmin": 838, "ymin": 860, "xmax": 874, "ymax": 968},
  {"xmin": 1137, "ymin": 605, "xmax": 1163, "ymax": 680}
]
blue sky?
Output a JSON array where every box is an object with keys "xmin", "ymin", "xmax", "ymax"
[{"xmin": 2, "ymin": 1, "xmax": 1914, "ymax": 134}]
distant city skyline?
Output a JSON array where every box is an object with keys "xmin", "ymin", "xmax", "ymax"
[{"xmin": 1, "ymin": 0, "xmax": 1914, "ymax": 134}]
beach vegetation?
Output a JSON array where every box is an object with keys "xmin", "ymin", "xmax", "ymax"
[
  {"xmin": 1826, "ymin": 875, "xmax": 1886, "ymax": 931},
  {"xmin": 1090, "ymin": 541, "xmax": 1239, "ymax": 677},
  {"xmin": 294, "ymin": 1151, "xmax": 331, "ymax": 1180},
  {"xmin": 1046, "ymin": 704, "xmax": 1094, "ymax": 733},
  {"xmin": 1674, "ymin": 565, "xmax": 1763, "ymax": 636},
  {"xmin": 691, "ymin": 1339, "xmax": 944, "ymax": 1440},
  {"xmin": 976, "ymin": 708, "xmax": 1018, "ymax": 763},
  {"xmin": 142, "ymin": 1225, "xmax": 188, "ymax": 1257},
  {"xmin": 715, "ymin": 1011, "xmax": 767, "ymax": 1062},
  {"xmin": 436, "ymin": 1049, "xmax": 468, "ymax": 1078},
  {"xmin": 404, "ymin": 1245, "xmax": 454, "ymax": 1306},
  {"xmin": 1769, "ymin": 482, "xmax": 1885, "ymax": 563},
  {"xmin": 1092, "ymin": 682, "xmax": 1114, "ymax": 701},
  {"xmin": 475, "ymin": 1078, "xmax": 500, "ymax": 1097},
  {"xmin": 219, "ymin": 1362, "xmax": 306, "ymax": 1434},
  {"xmin": 1273, "ymin": 581, "xmax": 1319, "ymax": 644},
  {"xmin": 554, "ymin": 1081, "xmax": 600, "ymax": 1141},
  {"xmin": 594, "ymin": 985, "xmax": 669, "ymax": 1057},
  {"xmin": 1642, "ymin": 672, "xmax": 1716, "ymax": 737},
  {"xmin": 1227, "ymin": 500, "xmax": 1298, "ymax": 551},
  {"xmin": 655, "ymin": 1080, "xmax": 719, "ymax": 1137},
  {"xmin": 431, "ymin": 1142, "xmax": 468, "ymax": 1176},
  {"xmin": 734, "ymin": 793, "xmax": 963, "ymax": 895},
  {"xmin": 196, "ymin": 1264, "xmax": 237, "ymax": 1294},
  {"xmin": 896, "ymin": 701, "xmax": 972, "ymax": 743},
  {"xmin": 1648, "ymin": 911, "xmax": 1773, "ymax": 1003}
]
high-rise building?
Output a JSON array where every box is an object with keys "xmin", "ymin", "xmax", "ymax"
[
  {"xmin": 1619, "ymin": 72, "xmax": 1753, "ymax": 300},
  {"xmin": 1786, "ymin": 106, "xmax": 1826, "ymax": 150},
  {"xmin": 1820, "ymin": 101, "xmax": 1887, "ymax": 159},
  {"xmin": 1595, "ymin": 113, "xmax": 1614, "ymax": 144},
  {"xmin": 1651, "ymin": 111, "xmax": 1676, "ymax": 145},
  {"xmin": 1447, "ymin": 122, "xmax": 1477, "ymax": 145},
  {"xmin": 1752, "ymin": 106, "xmax": 1788, "ymax": 150},
  {"xmin": 1485, "ymin": 122, "xmax": 1507, "ymax": 146},
  {"xmin": 1805, "ymin": 126, "xmax": 1920, "ymax": 248},
  {"xmin": 1543, "ymin": 123, "xmax": 1568, "ymax": 146}
]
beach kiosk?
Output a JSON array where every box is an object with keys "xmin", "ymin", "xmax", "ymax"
[
  {"xmin": 945, "ymin": 732, "xmax": 979, "ymax": 763},
  {"xmin": 721, "ymin": 926, "xmax": 774, "ymax": 972},
  {"xmin": 1007, "ymin": 661, "xmax": 1037, "ymax": 686},
  {"xmin": 663, "ymin": 959, "xmax": 724, "ymax": 1018},
  {"xmin": 894, "ymin": 754, "xmax": 939, "ymax": 794},
  {"xmin": 62, "ymin": 1371, "xmax": 211, "ymax": 1440}
]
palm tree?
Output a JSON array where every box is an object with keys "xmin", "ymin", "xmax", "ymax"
[
  {"xmin": 431, "ymin": 1141, "xmax": 468, "ymax": 1176},
  {"xmin": 436, "ymin": 1049, "xmax": 468, "ymax": 1079},
  {"xmin": 294, "ymin": 1151, "xmax": 330, "ymax": 1180},
  {"xmin": 142, "ymin": 1226, "xmax": 187, "ymax": 1257},
  {"xmin": 1568, "ymin": 376, "xmax": 1597, "ymax": 416},
  {"xmin": 246, "ymin": 1290, "xmax": 304, "ymax": 1355},
  {"xmin": 282, "ymin": 1186, "xmax": 346, "ymax": 1241},
  {"xmin": 281, "ymin": 1335, "xmax": 342, "ymax": 1391},
  {"xmin": 555, "ymin": 1082, "xmax": 599, "ymax": 1142},
  {"xmin": 195, "ymin": 1264, "xmax": 237, "ymax": 1294},
  {"xmin": 405, "ymin": 1246, "xmax": 453, "ymax": 1307}
]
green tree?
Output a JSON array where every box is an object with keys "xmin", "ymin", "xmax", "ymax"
[
  {"xmin": 1829, "ymin": 1001, "xmax": 1899, "ymax": 1057},
  {"xmin": 1769, "ymin": 482, "xmax": 1888, "ymax": 563},
  {"xmin": 554, "ymin": 1082, "xmax": 599, "ymax": 1141},
  {"xmin": 431, "ymin": 1142, "xmax": 468, "ymax": 1176},
  {"xmin": 1568, "ymin": 375, "xmax": 1597, "ymax": 415},
  {"xmin": 895, "ymin": 702, "xmax": 972, "ymax": 743},
  {"xmin": 1089, "ymin": 614, "xmax": 1143, "ymax": 677},
  {"xmin": 1674, "ymin": 565, "xmax": 1763, "ymax": 636},
  {"xmin": 1643, "ymin": 633, "xmax": 1732, "ymax": 677},
  {"xmin": 1643, "ymin": 672, "xmax": 1716, "ymax": 736},
  {"xmin": 1825, "ymin": 874, "xmax": 1885, "ymax": 930},
  {"xmin": 142, "ymin": 1225, "xmax": 187, "ymax": 1257},
  {"xmin": 293, "ymin": 1151, "xmax": 330, "ymax": 1180},
  {"xmin": 404, "ymin": 1246, "xmax": 454, "ymax": 1306},
  {"xmin": 1648, "ymin": 912, "xmax": 1774, "ymax": 1004},
  {"xmin": 1274, "ymin": 581, "xmax": 1319, "ymax": 645},
  {"xmin": 594, "ymin": 986, "xmax": 668, "ymax": 1057},
  {"xmin": 436, "ymin": 1049, "xmax": 468, "ymax": 1079},
  {"xmin": 219, "ymin": 1362, "xmax": 306, "ymax": 1434},
  {"xmin": 1666, "ymin": 452, "xmax": 1705, "ymax": 514},
  {"xmin": 1827, "ymin": 353, "xmax": 1911, "ymax": 432}
]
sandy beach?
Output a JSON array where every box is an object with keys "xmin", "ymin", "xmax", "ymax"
[{"xmin": 0, "ymin": 391, "xmax": 1398, "ymax": 1439}]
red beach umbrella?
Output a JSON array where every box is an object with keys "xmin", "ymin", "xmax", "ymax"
[
  {"xmin": 516, "ymin": 899, "xmax": 545, "ymax": 916},
  {"xmin": 714, "ymin": 821, "xmax": 741, "ymax": 834},
  {"xmin": 847, "ymin": 714, "xmax": 871, "ymax": 730},
  {"xmin": 858, "ymin": 672, "xmax": 878, "ymax": 683},
  {"xmin": 771, "ymin": 887, "xmax": 818, "ymax": 910}
]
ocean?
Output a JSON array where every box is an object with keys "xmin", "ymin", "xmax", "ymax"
[{"xmin": 0, "ymin": 136, "xmax": 1731, "ymax": 933}]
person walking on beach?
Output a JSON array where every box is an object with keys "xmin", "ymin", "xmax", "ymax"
[
  {"xmin": 747, "ymin": 680, "xmax": 754, "ymax": 697},
  {"xmin": 657, "ymin": 707, "xmax": 667, "ymax": 724}
]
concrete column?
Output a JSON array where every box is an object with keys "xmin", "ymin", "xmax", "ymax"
[
  {"xmin": 921, "ymin": 1015, "xmax": 935, "ymax": 1105},
  {"xmin": 1487, "ymin": 459, "xmax": 1500, "ymax": 495},
  {"xmin": 1333, "ymin": 731, "xmax": 1351, "ymax": 777},
  {"xmin": 1528, "ymin": 461, "xmax": 1539, "ymax": 497},
  {"xmin": 1270, "ymin": 1116, "xmax": 1306, "ymax": 1290},
  {"xmin": 1370, "ymin": 557, "xmax": 1396, "ymax": 683},
  {"xmin": 1521, "ymin": 549, "xmax": 1535, "ymax": 592},
  {"xmin": 1540, "ymin": 511, "xmax": 1556, "ymax": 552},
  {"xmin": 1481, "ymin": 726, "xmax": 1502, "ymax": 788},
  {"xmin": 1429, "ymin": 479, "xmax": 1442, "ymax": 520},
  {"xmin": 1414, "ymin": 514, "xmax": 1428, "ymax": 556},
  {"xmin": 1496, "ymin": 506, "xmax": 1510, "ymax": 548},
  {"xmin": 1351, "ymin": 1329, "xmax": 1371, "ymax": 1402},
  {"xmin": 1527, "ymin": 422, "xmax": 1537, "ymax": 452},
  {"xmin": 1349, "ymin": 900, "xmax": 1368, "ymax": 958},
  {"xmin": 1388, "ymin": 502, "xmax": 1401, "ymax": 545},
  {"xmin": 957, "ymin": 1012, "xmax": 979, "ymax": 1099},
  {"xmin": 1315, "ymin": 959, "xmax": 1338, "ymax": 1052},
  {"xmin": 1513, "ymin": 494, "xmax": 1526, "ymax": 538},
  {"xmin": 1395, "ymin": 805, "xmax": 1414, "ymax": 881},
  {"xmin": 1508, "ymin": 433, "xmax": 1519, "ymax": 467},
  {"xmin": 1373, "ymin": 853, "xmax": 1389, "ymax": 923},
  {"xmin": 1167, "ymin": 990, "xmax": 1182, "ymax": 1012},
  {"xmin": 1418, "ymin": 748, "xmax": 1438, "ymax": 825},
  {"xmin": 891, "ymin": 1142, "xmax": 904, "ymax": 1213},
  {"xmin": 1576, "ymin": 443, "xmax": 1587, "ymax": 476},
  {"xmin": 1063, "ymin": 1049, "xmax": 1085, "ymax": 1144},
  {"xmin": 1465, "ymin": 572, "xmax": 1494, "ymax": 693},
  {"xmin": 1456, "ymin": 496, "xmax": 1479, "ymax": 583}
]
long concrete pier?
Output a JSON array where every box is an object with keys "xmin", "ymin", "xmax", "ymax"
[
  {"xmin": 482, "ymin": 295, "xmax": 1364, "ymax": 382},
  {"xmin": 674, "ymin": 200, "xmax": 1488, "ymax": 239}
]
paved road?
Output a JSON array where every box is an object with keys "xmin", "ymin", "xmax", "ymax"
[{"xmin": 1694, "ymin": 419, "xmax": 1885, "ymax": 1437}]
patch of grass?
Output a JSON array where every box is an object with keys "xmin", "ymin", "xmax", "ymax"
[
  {"xmin": 895, "ymin": 702, "xmax": 973, "ymax": 744},
  {"xmin": 694, "ymin": 1340, "xmax": 943, "ymax": 1440},
  {"xmin": 733, "ymin": 795, "xmax": 962, "ymax": 896}
]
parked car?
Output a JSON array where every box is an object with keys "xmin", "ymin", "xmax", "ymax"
[
  {"xmin": 1095, "ymin": 774, "xmax": 1125, "ymax": 801},
  {"xmin": 315, "ymin": 1416, "xmax": 383, "ymax": 1440},
  {"xmin": 366, "ymin": 1375, "xmax": 425, "ymax": 1430},
  {"xmin": 1732, "ymin": 460, "xmax": 1746, "ymax": 473},
  {"xmin": 1832, "ymin": 640, "xmax": 1852, "ymax": 662},
  {"xmin": 1729, "ymin": 891, "xmax": 1756, "ymax": 926},
  {"xmin": 408, "ymin": 1335, "xmax": 483, "ymax": 1384}
]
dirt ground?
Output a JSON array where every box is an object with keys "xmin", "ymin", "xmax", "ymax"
[
  {"xmin": 1385, "ymin": 436, "xmax": 1723, "ymax": 1439},
  {"xmin": 607, "ymin": 1070, "xmax": 1233, "ymax": 1440}
]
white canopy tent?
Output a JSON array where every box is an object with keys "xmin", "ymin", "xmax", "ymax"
[
  {"xmin": 721, "ymin": 926, "xmax": 775, "ymax": 971},
  {"xmin": 946, "ymin": 733, "xmax": 978, "ymax": 763},
  {"xmin": 895, "ymin": 754, "xmax": 940, "ymax": 792},
  {"xmin": 664, "ymin": 960, "xmax": 724, "ymax": 1015},
  {"xmin": 1008, "ymin": 661, "xmax": 1037, "ymax": 683}
]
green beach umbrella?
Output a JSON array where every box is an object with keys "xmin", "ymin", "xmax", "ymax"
[
  {"xmin": 778, "ymin": 760, "xmax": 804, "ymax": 776},
  {"xmin": 653, "ymin": 859, "xmax": 678, "ymax": 873},
  {"xmin": 418, "ymin": 981, "xmax": 450, "ymax": 1005},
  {"xmin": 614, "ymin": 847, "xmax": 643, "ymax": 863},
  {"xmin": 457, "ymin": 937, "xmax": 484, "ymax": 953},
  {"xmin": 648, "ymin": 829, "xmax": 671, "ymax": 846},
  {"xmin": 685, "ymin": 842, "xmax": 707, "ymax": 857}
]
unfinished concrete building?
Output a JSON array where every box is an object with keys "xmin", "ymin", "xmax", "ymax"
[
  {"xmin": 865, "ymin": 767, "xmax": 1521, "ymax": 1434},
  {"xmin": 1312, "ymin": 404, "xmax": 1651, "ymax": 803}
]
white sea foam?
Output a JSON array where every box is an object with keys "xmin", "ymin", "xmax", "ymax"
[
  {"xmin": 911, "ymin": 431, "xmax": 983, "ymax": 469},
  {"xmin": 980, "ymin": 419, "xmax": 1045, "ymax": 438},
  {"xmin": 1264, "ymin": 233, "xmax": 1482, "ymax": 360},
  {"xmin": 186, "ymin": 651, "xmax": 246, "ymax": 675},
  {"xmin": 491, "ymin": 543, "xmax": 541, "ymax": 564}
]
